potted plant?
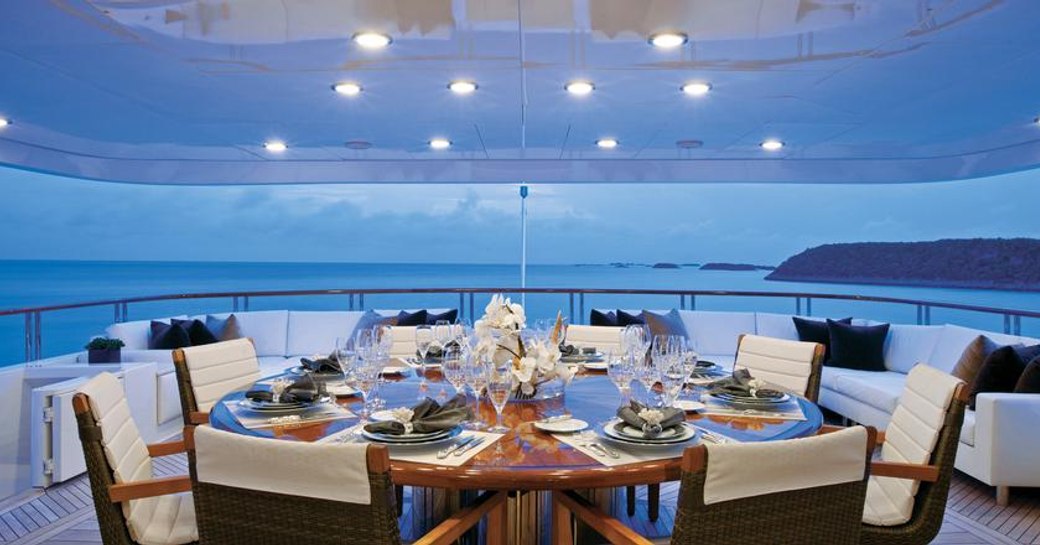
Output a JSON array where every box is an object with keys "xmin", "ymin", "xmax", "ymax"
[{"xmin": 85, "ymin": 337, "xmax": 124, "ymax": 364}]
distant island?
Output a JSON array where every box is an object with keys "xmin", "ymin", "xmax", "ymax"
[
  {"xmin": 652, "ymin": 262, "xmax": 681, "ymax": 269},
  {"xmin": 701, "ymin": 262, "xmax": 776, "ymax": 271},
  {"xmin": 767, "ymin": 238, "xmax": 1040, "ymax": 291}
]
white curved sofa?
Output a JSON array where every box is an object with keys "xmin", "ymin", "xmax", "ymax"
[{"xmin": 96, "ymin": 307, "xmax": 1039, "ymax": 503}]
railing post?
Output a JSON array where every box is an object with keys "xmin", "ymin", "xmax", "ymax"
[
  {"xmin": 916, "ymin": 305, "xmax": 923, "ymax": 325},
  {"xmin": 122, "ymin": 302, "xmax": 129, "ymax": 321},
  {"xmin": 349, "ymin": 294, "xmax": 355, "ymax": 311},
  {"xmin": 469, "ymin": 293, "xmax": 475, "ymax": 323},
  {"xmin": 795, "ymin": 297, "xmax": 802, "ymax": 316},
  {"xmin": 579, "ymin": 293, "xmax": 585, "ymax": 324},
  {"xmin": 24, "ymin": 313, "xmax": 32, "ymax": 362},
  {"xmin": 924, "ymin": 305, "xmax": 931, "ymax": 325},
  {"xmin": 679, "ymin": 294, "xmax": 686, "ymax": 310},
  {"xmin": 690, "ymin": 295, "xmax": 696, "ymax": 311},
  {"xmin": 34, "ymin": 312, "xmax": 41, "ymax": 360},
  {"xmin": 569, "ymin": 293, "xmax": 575, "ymax": 325},
  {"xmin": 806, "ymin": 298, "xmax": 812, "ymax": 317},
  {"xmin": 1014, "ymin": 315, "xmax": 1022, "ymax": 336},
  {"xmin": 1004, "ymin": 314, "xmax": 1012, "ymax": 334},
  {"xmin": 359, "ymin": 294, "xmax": 365, "ymax": 310},
  {"xmin": 459, "ymin": 293, "xmax": 465, "ymax": 319},
  {"xmin": 232, "ymin": 296, "xmax": 239, "ymax": 312},
  {"xmin": 114, "ymin": 303, "xmax": 121, "ymax": 324},
  {"xmin": 243, "ymin": 296, "xmax": 250, "ymax": 312}
]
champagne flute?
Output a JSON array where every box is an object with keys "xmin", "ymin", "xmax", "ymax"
[
  {"xmin": 415, "ymin": 324, "xmax": 433, "ymax": 388},
  {"xmin": 485, "ymin": 361, "xmax": 513, "ymax": 433},
  {"xmin": 464, "ymin": 355, "xmax": 489, "ymax": 429},
  {"xmin": 432, "ymin": 320, "xmax": 453, "ymax": 398}
]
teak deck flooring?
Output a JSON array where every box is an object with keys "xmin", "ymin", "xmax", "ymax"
[{"xmin": 0, "ymin": 453, "xmax": 1035, "ymax": 544}]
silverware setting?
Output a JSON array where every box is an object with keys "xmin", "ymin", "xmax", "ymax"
[
  {"xmin": 453, "ymin": 436, "xmax": 485, "ymax": 457},
  {"xmin": 436, "ymin": 435, "xmax": 477, "ymax": 459},
  {"xmin": 578, "ymin": 432, "xmax": 621, "ymax": 459},
  {"xmin": 537, "ymin": 414, "xmax": 573, "ymax": 424}
]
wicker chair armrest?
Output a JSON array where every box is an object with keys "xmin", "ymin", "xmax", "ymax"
[
  {"xmin": 147, "ymin": 440, "xmax": 187, "ymax": 457},
  {"xmin": 412, "ymin": 490, "xmax": 507, "ymax": 545},
  {"xmin": 870, "ymin": 460, "xmax": 939, "ymax": 482},
  {"xmin": 109, "ymin": 475, "xmax": 192, "ymax": 503},
  {"xmin": 552, "ymin": 491, "xmax": 653, "ymax": 545}
]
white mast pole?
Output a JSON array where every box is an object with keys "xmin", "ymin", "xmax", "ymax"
[{"xmin": 520, "ymin": 185, "xmax": 528, "ymax": 306}]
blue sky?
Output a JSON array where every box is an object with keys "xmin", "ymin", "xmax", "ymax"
[{"xmin": 2, "ymin": 166, "xmax": 1039, "ymax": 265}]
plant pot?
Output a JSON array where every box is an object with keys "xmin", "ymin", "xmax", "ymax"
[{"xmin": 88, "ymin": 348, "xmax": 121, "ymax": 364}]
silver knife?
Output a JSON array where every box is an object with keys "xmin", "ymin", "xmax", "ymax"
[
  {"xmin": 436, "ymin": 435, "xmax": 475, "ymax": 459},
  {"xmin": 453, "ymin": 436, "xmax": 486, "ymax": 457}
]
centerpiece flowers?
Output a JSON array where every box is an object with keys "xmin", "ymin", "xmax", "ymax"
[{"xmin": 473, "ymin": 294, "xmax": 576, "ymax": 399}]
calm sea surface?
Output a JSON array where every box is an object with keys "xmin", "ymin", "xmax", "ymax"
[{"xmin": 2, "ymin": 260, "xmax": 1039, "ymax": 366}]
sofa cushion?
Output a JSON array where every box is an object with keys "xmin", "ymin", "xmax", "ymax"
[
  {"xmin": 822, "ymin": 367, "xmax": 906, "ymax": 415},
  {"xmin": 951, "ymin": 335, "xmax": 1002, "ymax": 389},
  {"xmin": 425, "ymin": 309, "xmax": 458, "ymax": 325},
  {"xmin": 286, "ymin": 311, "xmax": 363, "ymax": 357},
  {"xmin": 927, "ymin": 324, "xmax": 1035, "ymax": 375},
  {"xmin": 106, "ymin": 316, "xmax": 189, "ymax": 350},
  {"xmin": 172, "ymin": 319, "xmax": 219, "ymax": 347},
  {"xmin": 970, "ymin": 345, "xmax": 1039, "ymax": 409},
  {"xmin": 827, "ymin": 320, "xmax": 889, "ymax": 372},
  {"xmin": 208, "ymin": 311, "xmax": 289, "ymax": 357},
  {"xmin": 680, "ymin": 311, "xmax": 756, "ymax": 357},
  {"xmin": 794, "ymin": 316, "xmax": 851, "ymax": 362},
  {"xmin": 590, "ymin": 309, "xmax": 619, "ymax": 327},
  {"xmin": 960, "ymin": 409, "xmax": 976, "ymax": 447},
  {"xmin": 642, "ymin": 309, "xmax": 688, "ymax": 340},
  {"xmin": 206, "ymin": 314, "xmax": 243, "ymax": 342},
  {"xmin": 351, "ymin": 310, "xmax": 397, "ymax": 340},
  {"xmin": 883, "ymin": 324, "xmax": 943, "ymax": 374},
  {"xmin": 616, "ymin": 309, "xmax": 646, "ymax": 326},
  {"xmin": 149, "ymin": 321, "xmax": 192, "ymax": 350},
  {"xmin": 396, "ymin": 310, "xmax": 428, "ymax": 327},
  {"xmin": 754, "ymin": 313, "xmax": 803, "ymax": 341},
  {"xmin": 1014, "ymin": 356, "xmax": 1040, "ymax": 394},
  {"xmin": 156, "ymin": 370, "xmax": 181, "ymax": 426}
]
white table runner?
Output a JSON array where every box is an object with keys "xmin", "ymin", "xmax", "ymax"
[{"xmin": 319, "ymin": 425, "xmax": 504, "ymax": 468}]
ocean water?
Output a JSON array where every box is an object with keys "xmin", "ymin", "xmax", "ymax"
[{"xmin": 1, "ymin": 260, "xmax": 1039, "ymax": 366}]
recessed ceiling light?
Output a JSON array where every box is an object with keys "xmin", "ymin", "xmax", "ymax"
[
  {"xmin": 263, "ymin": 140, "xmax": 287, "ymax": 153},
  {"xmin": 429, "ymin": 138, "xmax": 451, "ymax": 150},
  {"xmin": 649, "ymin": 32, "xmax": 688, "ymax": 48},
  {"xmin": 565, "ymin": 81, "xmax": 595, "ymax": 96},
  {"xmin": 332, "ymin": 82, "xmax": 362, "ymax": 96},
  {"xmin": 0, "ymin": 118, "xmax": 8, "ymax": 128},
  {"xmin": 681, "ymin": 82, "xmax": 712, "ymax": 96},
  {"xmin": 448, "ymin": 80, "xmax": 478, "ymax": 94},
  {"xmin": 596, "ymin": 138, "xmax": 618, "ymax": 149},
  {"xmin": 352, "ymin": 32, "xmax": 392, "ymax": 49},
  {"xmin": 760, "ymin": 139, "xmax": 784, "ymax": 151}
]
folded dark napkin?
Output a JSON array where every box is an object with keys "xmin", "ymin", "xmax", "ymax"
[
  {"xmin": 245, "ymin": 375, "xmax": 318, "ymax": 404},
  {"xmin": 708, "ymin": 369, "xmax": 784, "ymax": 399},
  {"xmin": 419, "ymin": 341, "xmax": 460, "ymax": 360},
  {"xmin": 300, "ymin": 352, "xmax": 342, "ymax": 374},
  {"xmin": 617, "ymin": 400, "xmax": 685, "ymax": 438},
  {"xmin": 363, "ymin": 395, "xmax": 472, "ymax": 435},
  {"xmin": 559, "ymin": 344, "xmax": 579, "ymax": 357}
]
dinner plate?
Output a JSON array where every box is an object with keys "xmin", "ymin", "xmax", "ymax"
[
  {"xmin": 560, "ymin": 353, "xmax": 604, "ymax": 363},
  {"xmin": 369, "ymin": 409, "xmax": 397, "ymax": 422},
  {"xmin": 675, "ymin": 400, "xmax": 706, "ymax": 412},
  {"xmin": 287, "ymin": 366, "xmax": 343, "ymax": 379},
  {"xmin": 408, "ymin": 357, "xmax": 443, "ymax": 369},
  {"xmin": 534, "ymin": 418, "xmax": 589, "ymax": 433},
  {"xmin": 711, "ymin": 392, "xmax": 791, "ymax": 405},
  {"xmin": 238, "ymin": 398, "xmax": 309, "ymax": 414},
  {"xmin": 362, "ymin": 425, "xmax": 461, "ymax": 445},
  {"xmin": 381, "ymin": 366, "xmax": 409, "ymax": 376},
  {"xmin": 611, "ymin": 422, "xmax": 691, "ymax": 442},
  {"xmin": 326, "ymin": 384, "xmax": 359, "ymax": 397},
  {"xmin": 581, "ymin": 361, "xmax": 608, "ymax": 371},
  {"xmin": 600, "ymin": 423, "xmax": 698, "ymax": 448}
]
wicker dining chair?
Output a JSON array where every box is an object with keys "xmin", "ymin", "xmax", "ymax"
[
  {"xmin": 557, "ymin": 426, "xmax": 877, "ymax": 545},
  {"xmin": 172, "ymin": 338, "xmax": 261, "ymax": 426},
  {"xmin": 185, "ymin": 425, "xmax": 508, "ymax": 545},
  {"xmin": 628, "ymin": 332, "xmax": 826, "ymax": 523},
  {"xmin": 74, "ymin": 372, "xmax": 198, "ymax": 545},
  {"xmin": 855, "ymin": 365, "xmax": 968, "ymax": 545}
]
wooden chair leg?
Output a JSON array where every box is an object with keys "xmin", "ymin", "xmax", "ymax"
[
  {"xmin": 625, "ymin": 486, "xmax": 636, "ymax": 516},
  {"xmin": 647, "ymin": 483, "xmax": 659, "ymax": 522},
  {"xmin": 553, "ymin": 492, "xmax": 574, "ymax": 545},
  {"xmin": 487, "ymin": 495, "xmax": 509, "ymax": 545},
  {"xmin": 395, "ymin": 485, "xmax": 404, "ymax": 517},
  {"xmin": 997, "ymin": 486, "xmax": 1010, "ymax": 506}
]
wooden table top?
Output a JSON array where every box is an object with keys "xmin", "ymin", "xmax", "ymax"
[{"xmin": 210, "ymin": 369, "xmax": 823, "ymax": 491}]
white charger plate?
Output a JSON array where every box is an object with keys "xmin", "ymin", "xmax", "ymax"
[
  {"xmin": 675, "ymin": 400, "xmax": 706, "ymax": 412},
  {"xmin": 582, "ymin": 361, "xmax": 608, "ymax": 371}
]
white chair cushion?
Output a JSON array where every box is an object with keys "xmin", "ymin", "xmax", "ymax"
[
  {"xmin": 679, "ymin": 311, "xmax": 756, "ymax": 357},
  {"xmin": 864, "ymin": 365, "xmax": 962, "ymax": 526},
  {"xmin": 883, "ymin": 325, "xmax": 943, "ymax": 374},
  {"xmin": 78, "ymin": 373, "xmax": 198, "ymax": 545},
  {"xmin": 179, "ymin": 339, "xmax": 261, "ymax": 412},
  {"xmin": 823, "ymin": 368, "xmax": 906, "ymax": 415},
  {"xmin": 565, "ymin": 325, "xmax": 624, "ymax": 352},
  {"xmin": 704, "ymin": 426, "xmax": 868, "ymax": 505},
  {"xmin": 734, "ymin": 334, "xmax": 818, "ymax": 397},
  {"xmin": 286, "ymin": 311, "xmax": 363, "ymax": 357},
  {"xmin": 208, "ymin": 311, "xmax": 289, "ymax": 357},
  {"xmin": 194, "ymin": 425, "xmax": 371, "ymax": 504},
  {"xmin": 389, "ymin": 326, "xmax": 417, "ymax": 358},
  {"xmin": 105, "ymin": 316, "xmax": 189, "ymax": 350}
]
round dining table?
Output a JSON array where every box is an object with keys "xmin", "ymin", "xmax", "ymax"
[{"xmin": 210, "ymin": 367, "xmax": 823, "ymax": 544}]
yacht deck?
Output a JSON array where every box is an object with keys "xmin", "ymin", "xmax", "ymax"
[{"xmin": 0, "ymin": 454, "xmax": 1034, "ymax": 545}]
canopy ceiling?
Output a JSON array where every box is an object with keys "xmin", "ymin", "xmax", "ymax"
[{"xmin": 1, "ymin": 0, "xmax": 1040, "ymax": 185}]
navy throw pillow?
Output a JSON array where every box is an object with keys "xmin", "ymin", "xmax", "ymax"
[
  {"xmin": 425, "ymin": 309, "xmax": 459, "ymax": 325},
  {"xmin": 149, "ymin": 320, "xmax": 192, "ymax": 350},
  {"xmin": 1014, "ymin": 355, "xmax": 1040, "ymax": 395},
  {"xmin": 793, "ymin": 316, "xmax": 851, "ymax": 362},
  {"xmin": 173, "ymin": 318, "xmax": 219, "ymax": 346},
  {"xmin": 826, "ymin": 320, "xmax": 889, "ymax": 372},
  {"xmin": 590, "ymin": 309, "xmax": 618, "ymax": 327},
  {"xmin": 616, "ymin": 310, "xmax": 646, "ymax": 326},
  {"xmin": 395, "ymin": 310, "xmax": 428, "ymax": 327},
  {"xmin": 642, "ymin": 309, "xmax": 688, "ymax": 340},
  {"xmin": 971, "ymin": 345, "xmax": 1039, "ymax": 409}
]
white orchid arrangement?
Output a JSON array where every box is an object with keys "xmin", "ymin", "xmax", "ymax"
[{"xmin": 474, "ymin": 294, "xmax": 576, "ymax": 397}]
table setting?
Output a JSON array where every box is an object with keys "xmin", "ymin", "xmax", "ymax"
[{"xmin": 224, "ymin": 374, "xmax": 356, "ymax": 429}]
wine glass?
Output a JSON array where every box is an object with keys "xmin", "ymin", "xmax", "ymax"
[
  {"xmin": 636, "ymin": 356, "xmax": 661, "ymax": 406},
  {"xmin": 464, "ymin": 355, "xmax": 489, "ymax": 429},
  {"xmin": 373, "ymin": 324, "xmax": 394, "ymax": 357},
  {"xmin": 354, "ymin": 361, "xmax": 380, "ymax": 421},
  {"xmin": 415, "ymin": 324, "xmax": 433, "ymax": 387},
  {"xmin": 660, "ymin": 357, "xmax": 686, "ymax": 408},
  {"xmin": 606, "ymin": 350, "xmax": 635, "ymax": 407},
  {"xmin": 442, "ymin": 346, "xmax": 466, "ymax": 397},
  {"xmin": 334, "ymin": 337, "xmax": 357, "ymax": 389},
  {"xmin": 485, "ymin": 360, "xmax": 513, "ymax": 433},
  {"xmin": 432, "ymin": 320, "xmax": 453, "ymax": 398}
]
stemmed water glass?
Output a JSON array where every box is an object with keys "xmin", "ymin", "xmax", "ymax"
[
  {"xmin": 463, "ymin": 354, "xmax": 489, "ymax": 429},
  {"xmin": 442, "ymin": 346, "xmax": 466, "ymax": 398},
  {"xmin": 334, "ymin": 336, "xmax": 357, "ymax": 390},
  {"xmin": 635, "ymin": 355, "xmax": 662, "ymax": 406},
  {"xmin": 354, "ymin": 360, "xmax": 380, "ymax": 422},
  {"xmin": 432, "ymin": 320, "xmax": 453, "ymax": 398},
  {"xmin": 606, "ymin": 350, "xmax": 635, "ymax": 407},
  {"xmin": 660, "ymin": 357, "xmax": 686, "ymax": 408},
  {"xmin": 485, "ymin": 360, "xmax": 513, "ymax": 433},
  {"xmin": 415, "ymin": 324, "xmax": 433, "ymax": 388}
]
